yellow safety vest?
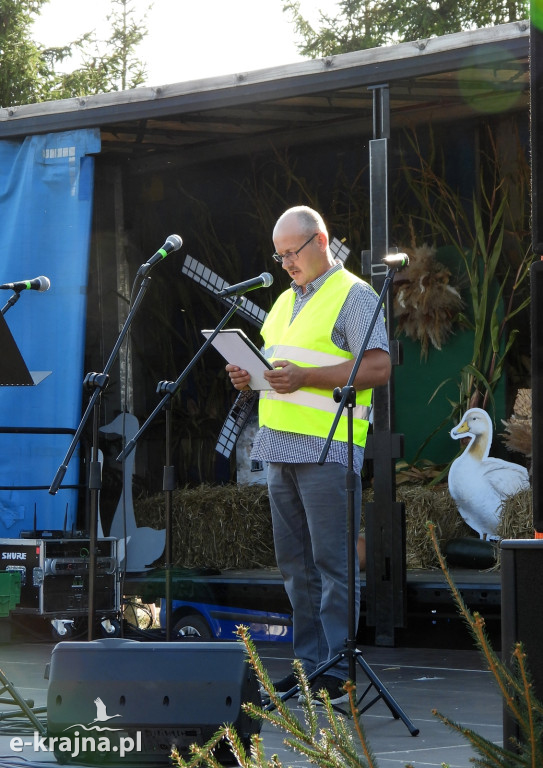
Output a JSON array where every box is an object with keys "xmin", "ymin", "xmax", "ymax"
[{"xmin": 259, "ymin": 269, "xmax": 374, "ymax": 446}]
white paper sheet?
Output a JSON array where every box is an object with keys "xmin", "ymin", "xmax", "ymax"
[{"xmin": 202, "ymin": 328, "xmax": 273, "ymax": 390}]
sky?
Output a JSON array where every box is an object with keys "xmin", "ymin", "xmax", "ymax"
[{"xmin": 32, "ymin": 0, "xmax": 337, "ymax": 87}]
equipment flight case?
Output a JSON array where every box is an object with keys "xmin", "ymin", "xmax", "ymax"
[{"xmin": 0, "ymin": 536, "xmax": 120, "ymax": 637}]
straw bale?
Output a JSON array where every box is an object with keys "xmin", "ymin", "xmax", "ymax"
[
  {"xmin": 363, "ymin": 484, "xmax": 472, "ymax": 569},
  {"xmin": 496, "ymin": 488, "xmax": 533, "ymax": 540},
  {"xmin": 134, "ymin": 483, "xmax": 275, "ymax": 569},
  {"xmin": 134, "ymin": 482, "xmax": 533, "ymax": 572}
]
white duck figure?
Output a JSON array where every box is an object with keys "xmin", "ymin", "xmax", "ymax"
[
  {"xmin": 100, "ymin": 413, "xmax": 165, "ymax": 571},
  {"xmin": 448, "ymin": 407, "xmax": 530, "ymax": 540}
]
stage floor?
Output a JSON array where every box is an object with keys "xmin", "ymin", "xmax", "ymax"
[{"xmin": 0, "ymin": 635, "xmax": 503, "ymax": 768}]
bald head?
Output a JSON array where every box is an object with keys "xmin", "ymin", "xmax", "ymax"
[
  {"xmin": 273, "ymin": 206, "xmax": 334, "ymax": 291},
  {"xmin": 273, "ymin": 206, "xmax": 328, "ymax": 242}
]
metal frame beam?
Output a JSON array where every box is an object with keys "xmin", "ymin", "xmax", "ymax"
[{"xmin": 363, "ymin": 84, "xmax": 406, "ymax": 647}]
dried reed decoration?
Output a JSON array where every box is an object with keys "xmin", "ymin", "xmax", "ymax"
[
  {"xmin": 500, "ymin": 388, "xmax": 532, "ymax": 459},
  {"xmin": 392, "ymin": 243, "xmax": 464, "ymax": 359}
]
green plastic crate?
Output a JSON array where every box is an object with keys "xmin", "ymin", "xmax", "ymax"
[{"xmin": 0, "ymin": 571, "xmax": 21, "ymax": 617}]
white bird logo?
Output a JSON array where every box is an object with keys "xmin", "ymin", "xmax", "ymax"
[{"xmin": 93, "ymin": 697, "xmax": 122, "ymax": 723}]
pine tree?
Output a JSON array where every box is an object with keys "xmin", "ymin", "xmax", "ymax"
[
  {"xmin": 0, "ymin": 0, "xmax": 150, "ymax": 107},
  {"xmin": 0, "ymin": 0, "xmax": 50, "ymax": 106},
  {"xmin": 54, "ymin": 0, "xmax": 149, "ymax": 96},
  {"xmin": 283, "ymin": 0, "xmax": 528, "ymax": 58}
]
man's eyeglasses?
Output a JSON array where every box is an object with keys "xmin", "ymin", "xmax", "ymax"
[{"xmin": 272, "ymin": 232, "xmax": 319, "ymax": 263}]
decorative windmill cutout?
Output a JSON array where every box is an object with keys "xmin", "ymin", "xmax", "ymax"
[
  {"xmin": 100, "ymin": 412, "xmax": 166, "ymax": 571},
  {"xmin": 181, "ymin": 255, "xmax": 268, "ymax": 328}
]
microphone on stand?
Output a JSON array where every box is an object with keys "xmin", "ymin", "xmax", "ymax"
[
  {"xmin": 0, "ymin": 276, "xmax": 51, "ymax": 292},
  {"xmin": 382, "ymin": 253, "xmax": 409, "ymax": 270},
  {"xmin": 137, "ymin": 235, "xmax": 183, "ymax": 276},
  {"xmin": 217, "ymin": 272, "xmax": 274, "ymax": 298}
]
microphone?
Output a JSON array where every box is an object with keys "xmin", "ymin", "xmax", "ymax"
[
  {"xmin": 217, "ymin": 272, "xmax": 274, "ymax": 298},
  {"xmin": 0, "ymin": 275, "xmax": 51, "ymax": 292},
  {"xmin": 382, "ymin": 253, "xmax": 409, "ymax": 270},
  {"xmin": 137, "ymin": 234, "xmax": 183, "ymax": 276}
]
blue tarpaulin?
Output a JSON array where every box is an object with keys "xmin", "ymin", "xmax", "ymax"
[{"xmin": 0, "ymin": 129, "xmax": 100, "ymax": 537}]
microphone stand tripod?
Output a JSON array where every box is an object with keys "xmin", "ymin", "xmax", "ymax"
[
  {"xmin": 116, "ymin": 295, "xmax": 245, "ymax": 640},
  {"xmin": 49, "ymin": 274, "xmax": 155, "ymax": 640},
  {"xmin": 265, "ymin": 264, "xmax": 418, "ymax": 737}
]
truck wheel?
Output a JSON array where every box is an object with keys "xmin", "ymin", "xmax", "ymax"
[{"xmin": 172, "ymin": 613, "xmax": 212, "ymax": 639}]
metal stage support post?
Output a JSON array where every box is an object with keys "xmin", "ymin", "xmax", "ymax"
[
  {"xmin": 501, "ymin": 16, "xmax": 543, "ymax": 750},
  {"xmin": 362, "ymin": 84, "xmax": 406, "ymax": 647},
  {"xmin": 529, "ymin": 11, "xmax": 543, "ymax": 533}
]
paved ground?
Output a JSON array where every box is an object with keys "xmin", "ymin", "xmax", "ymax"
[
  {"xmin": 0, "ymin": 624, "xmax": 505, "ymax": 768},
  {"xmin": 258, "ymin": 642, "xmax": 503, "ymax": 768}
]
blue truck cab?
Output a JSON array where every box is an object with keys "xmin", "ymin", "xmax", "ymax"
[{"xmin": 159, "ymin": 599, "xmax": 292, "ymax": 641}]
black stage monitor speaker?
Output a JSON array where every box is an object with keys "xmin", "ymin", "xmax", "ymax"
[
  {"xmin": 501, "ymin": 540, "xmax": 543, "ymax": 750},
  {"xmin": 46, "ymin": 638, "xmax": 262, "ymax": 764}
]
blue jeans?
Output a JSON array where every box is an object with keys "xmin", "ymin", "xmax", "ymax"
[{"xmin": 267, "ymin": 461, "xmax": 361, "ymax": 680}]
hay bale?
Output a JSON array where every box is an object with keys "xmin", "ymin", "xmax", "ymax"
[
  {"xmin": 133, "ymin": 481, "xmax": 533, "ymax": 572},
  {"xmin": 400, "ymin": 484, "xmax": 473, "ymax": 568},
  {"xmin": 363, "ymin": 484, "xmax": 472, "ymax": 569},
  {"xmin": 134, "ymin": 483, "xmax": 275, "ymax": 569},
  {"xmin": 496, "ymin": 488, "xmax": 533, "ymax": 540}
]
